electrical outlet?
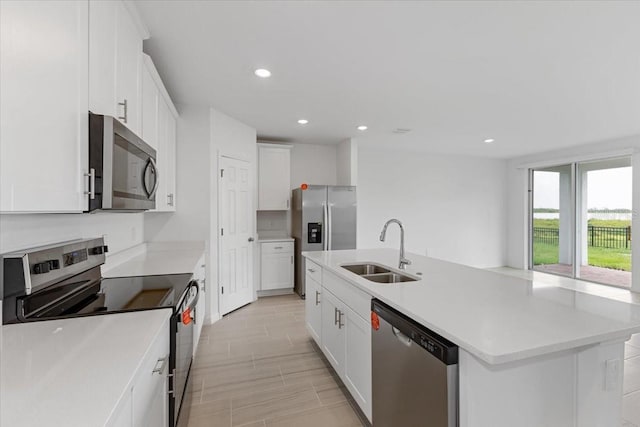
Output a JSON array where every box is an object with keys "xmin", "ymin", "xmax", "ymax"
[{"xmin": 605, "ymin": 358, "xmax": 620, "ymax": 391}]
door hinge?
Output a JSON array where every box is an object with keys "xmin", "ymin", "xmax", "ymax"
[
  {"xmin": 221, "ymin": 169, "xmax": 224, "ymax": 178},
  {"xmin": 221, "ymin": 228, "xmax": 224, "ymax": 236},
  {"xmin": 221, "ymin": 286, "xmax": 224, "ymax": 294}
]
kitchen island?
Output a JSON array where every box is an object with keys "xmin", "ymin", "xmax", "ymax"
[{"xmin": 304, "ymin": 248, "xmax": 640, "ymax": 427}]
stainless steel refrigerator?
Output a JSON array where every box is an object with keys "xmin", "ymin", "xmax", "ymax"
[{"xmin": 291, "ymin": 185, "xmax": 357, "ymax": 298}]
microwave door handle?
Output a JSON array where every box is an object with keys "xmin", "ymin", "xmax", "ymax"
[{"xmin": 148, "ymin": 157, "xmax": 159, "ymax": 199}]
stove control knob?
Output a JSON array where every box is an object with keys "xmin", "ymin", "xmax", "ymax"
[
  {"xmin": 89, "ymin": 245, "xmax": 108, "ymax": 255},
  {"xmin": 47, "ymin": 259, "xmax": 60, "ymax": 270},
  {"xmin": 33, "ymin": 262, "xmax": 51, "ymax": 274}
]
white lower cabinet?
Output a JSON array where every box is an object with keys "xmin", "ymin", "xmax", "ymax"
[
  {"xmin": 260, "ymin": 241, "xmax": 294, "ymax": 291},
  {"xmin": 305, "ymin": 275, "xmax": 322, "ymax": 345},
  {"xmin": 313, "ymin": 266, "xmax": 372, "ymax": 422},
  {"xmin": 107, "ymin": 316, "xmax": 170, "ymax": 427}
]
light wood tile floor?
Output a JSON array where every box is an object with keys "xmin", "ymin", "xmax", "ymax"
[{"xmin": 187, "ymin": 294, "xmax": 367, "ymax": 427}]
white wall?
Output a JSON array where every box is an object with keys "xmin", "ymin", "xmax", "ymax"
[
  {"xmin": 505, "ymin": 134, "xmax": 640, "ymax": 290},
  {"xmin": 290, "ymin": 143, "xmax": 337, "ymax": 188},
  {"xmin": 357, "ymin": 147, "xmax": 508, "ymax": 268},
  {"xmin": 0, "ymin": 212, "xmax": 144, "ymax": 254}
]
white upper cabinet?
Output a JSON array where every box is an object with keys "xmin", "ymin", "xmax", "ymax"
[
  {"xmin": 143, "ymin": 54, "xmax": 178, "ymax": 213},
  {"xmin": 141, "ymin": 59, "xmax": 159, "ymax": 150},
  {"xmin": 0, "ymin": 0, "xmax": 89, "ymax": 212},
  {"xmin": 89, "ymin": 0, "xmax": 147, "ymax": 136},
  {"xmin": 258, "ymin": 144, "xmax": 291, "ymax": 210}
]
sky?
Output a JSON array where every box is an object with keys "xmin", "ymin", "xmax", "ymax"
[{"xmin": 534, "ymin": 167, "xmax": 632, "ymax": 210}]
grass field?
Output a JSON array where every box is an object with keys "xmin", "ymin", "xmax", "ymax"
[{"xmin": 532, "ymin": 218, "xmax": 632, "ymax": 271}]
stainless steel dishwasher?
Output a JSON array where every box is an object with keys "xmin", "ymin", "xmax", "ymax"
[{"xmin": 371, "ymin": 299, "xmax": 458, "ymax": 427}]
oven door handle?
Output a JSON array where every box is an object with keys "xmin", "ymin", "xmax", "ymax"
[{"xmin": 185, "ymin": 280, "xmax": 200, "ymax": 313}]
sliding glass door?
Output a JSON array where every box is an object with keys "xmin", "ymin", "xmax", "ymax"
[
  {"xmin": 531, "ymin": 164, "xmax": 574, "ymax": 277},
  {"xmin": 530, "ymin": 157, "xmax": 632, "ymax": 287}
]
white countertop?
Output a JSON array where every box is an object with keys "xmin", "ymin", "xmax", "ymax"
[
  {"xmin": 103, "ymin": 241, "xmax": 205, "ymax": 278},
  {"xmin": 304, "ymin": 249, "xmax": 640, "ymax": 365},
  {"xmin": 1, "ymin": 309, "xmax": 171, "ymax": 427},
  {"xmin": 258, "ymin": 237, "xmax": 294, "ymax": 243}
]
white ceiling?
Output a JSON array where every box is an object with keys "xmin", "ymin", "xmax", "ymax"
[{"xmin": 135, "ymin": 1, "xmax": 640, "ymax": 158}]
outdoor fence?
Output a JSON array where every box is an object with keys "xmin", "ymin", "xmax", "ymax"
[{"xmin": 533, "ymin": 226, "xmax": 632, "ymax": 249}]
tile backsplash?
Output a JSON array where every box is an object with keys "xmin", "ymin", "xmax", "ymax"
[{"xmin": 257, "ymin": 211, "xmax": 288, "ymax": 234}]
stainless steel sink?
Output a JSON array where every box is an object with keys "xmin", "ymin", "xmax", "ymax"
[
  {"xmin": 342, "ymin": 263, "xmax": 391, "ymax": 275},
  {"xmin": 362, "ymin": 272, "xmax": 417, "ymax": 283},
  {"xmin": 340, "ymin": 263, "xmax": 418, "ymax": 284}
]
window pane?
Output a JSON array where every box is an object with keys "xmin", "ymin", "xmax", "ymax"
[{"xmin": 532, "ymin": 165, "xmax": 573, "ymax": 277}]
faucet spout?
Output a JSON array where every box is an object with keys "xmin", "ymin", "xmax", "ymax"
[{"xmin": 379, "ymin": 219, "xmax": 411, "ymax": 269}]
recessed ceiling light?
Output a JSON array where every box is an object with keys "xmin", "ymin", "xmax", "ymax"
[
  {"xmin": 484, "ymin": 138, "xmax": 495, "ymax": 144},
  {"xmin": 254, "ymin": 68, "xmax": 271, "ymax": 78},
  {"xmin": 357, "ymin": 125, "xmax": 368, "ymax": 131},
  {"xmin": 297, "ymin": 119, "xmax": 309, "ymax": 125}
]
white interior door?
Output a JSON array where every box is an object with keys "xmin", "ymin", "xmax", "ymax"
[{"xmin": 219, "ymin": 156, "xmax": 254, "ymax": 315}]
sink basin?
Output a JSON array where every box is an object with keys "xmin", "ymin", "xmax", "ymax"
[
  {"xmin": 362, "ymin": 272, "xmax": 417, "ymax": 283},
  {"xmin": 341, "ymin": 263, "xmax": 391, "ymax": 275}
]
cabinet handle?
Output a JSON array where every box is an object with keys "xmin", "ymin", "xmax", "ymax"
[
  {"xmin": 118, "ymin": 99, "xmax": 128, "ymax": 123},
  {"xmin": 167, "ymin": 193, "xmax": 174, "ymax": 206},
  {"xmin": 152, "ymin": 356, "xmax": 168, "ymax": 375},
  {"xmin": 315, "ymin": 290, "xmax": 320, "ymax": 306},
  {"xmin": 338, "ymin": 310, "xmax": 344, "ymax": 329},
  {"xmin": 291, "ymin": 255, "xmax": 293, "ymax": 264},
  {"xmin": 307, "ymin": 268, "xmax": 316, "ymax": 273},
  {"xmin": 334, "ymin": 307, "xmax": 339, "ymax": 325},
  {"xmin": 84, "ymin": 168, "xmax": 95, "ymax": 200},
  {"xmin": 286, "ymin": 199, "xmax": 290, "ymax": 209},
  {"xmin": 274, "ymin": 246, "xmax": 283, "ymax": 250}
]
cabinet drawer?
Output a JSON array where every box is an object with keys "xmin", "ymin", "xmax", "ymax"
[
  {"xmin": 261, "ymin": 241, "xmax": 293, "ymax": 255},
  {"xmin": 323, "ymin": 270, "xmax": 371, "ymax": 320},
  {"xmin": 305, "ymin": 259, "xmax": 323, "ymax": 283}
]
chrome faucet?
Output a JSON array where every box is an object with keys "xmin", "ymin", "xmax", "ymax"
[{"xmin": 379, "ymin": 219, "xmax": 411, "ymax": 270}]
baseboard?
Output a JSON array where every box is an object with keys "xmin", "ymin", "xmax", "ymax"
[
  {"xmin": 205, "ymin": 312, "xmax": 221, "ymax": 325},
  {"xmin": 257, "ymin": 288, "xmax": 295, "ymax": 298}
]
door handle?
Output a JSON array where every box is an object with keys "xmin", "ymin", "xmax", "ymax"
[
  {"xmin": 118, "ymin": 99, "xmax": 128, "ymax": 123},
  {"xmin": 84, "ymin": 168, "xmax": 95, "ymax": 200},
  {"xmin": 392, "ymin": 327, "xmax": 412, "ymax": 347}
]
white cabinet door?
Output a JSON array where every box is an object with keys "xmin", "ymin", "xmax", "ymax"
[
  {"xmin": 89, "ymin": 0, "xmax": 143, "ymax": 135},
  {"xmin": 139, "ymin": 368, "xmax": 168, "ymax": 427},
  {"xmin": 0, "ymin": 0, "xmax": 89, "ymax": 212},
  {"xmin": 261, "ymin": 253, "xmax": 294, "ymax": 290},
  {"xmin": 107, "ymin": 387, "xmax": 133, "ymax": 427},
  {"xmin": 141, "ymin": 60, "xmax": 159, "ymax": 150},
  {"xmin": 321, "ymin": 290, "xmax": 345, "ymax": 375},
  {"xmin": 115, "ymin": 1, "xmax": 142, "ymax": 135},
  {"xmin": 343, "ymin": 306, "xmax": 372, "ymax": 422},
  {"xmin": 89, "ymin": 0, "xmax": 117, "ymax": 117},
  {"xmin": 305, "ymin": 276, "xmax": 322, "ymax": 346},
  {"xmin": 258, "ymin": 145, "xmax": 291, "ymax": 210}
]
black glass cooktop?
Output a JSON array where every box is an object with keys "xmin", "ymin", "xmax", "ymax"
[{"xmin": 100, "ymin": 273, "xmax": 193, "ymax": 311}]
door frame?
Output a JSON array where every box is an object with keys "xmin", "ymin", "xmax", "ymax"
[{"xmin": 216, "ymin": 152, "xmax": 256, "ymax": 316}]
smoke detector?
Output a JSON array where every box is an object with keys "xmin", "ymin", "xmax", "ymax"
[{"xmin": 392, "ymin": 128, "xmax": 412, "ymax": 134}]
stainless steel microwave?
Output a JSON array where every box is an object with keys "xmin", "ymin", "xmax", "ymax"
[{"xmin": 87, "ymin": 113, "xmax": 157, "ymax": 212}]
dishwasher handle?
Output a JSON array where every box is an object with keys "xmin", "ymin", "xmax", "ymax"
[{"xmin": 392, "ymin": 327, "xmax": 412, "ymax": 347}]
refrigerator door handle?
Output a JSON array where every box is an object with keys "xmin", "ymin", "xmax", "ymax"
[
  {"xmin": 323, "ymin": 202, "xmax": 329, "ymax": 251},
  {"xmin": 327, "ymin": 202, "xmax": 332, "ymax": 250}
]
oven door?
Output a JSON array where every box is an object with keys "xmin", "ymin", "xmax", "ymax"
[{"xmin": 171, "ymin": 280, "xmax": 199, "ymax": 427}]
